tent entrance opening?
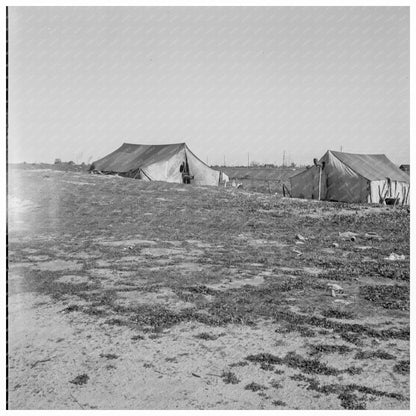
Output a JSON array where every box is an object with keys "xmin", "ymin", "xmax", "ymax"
[{"xmin": 180, "ymin": 159, "xmax": 193, "ymax": 184}]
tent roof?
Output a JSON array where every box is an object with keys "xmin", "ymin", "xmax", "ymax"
[
  {"xmin": 93, "ymin": 142, "xmax": 186, "ymax": 172},
  {"xmin": 329, "ymin": 151, "xmax": 410, "ymax": 182}
]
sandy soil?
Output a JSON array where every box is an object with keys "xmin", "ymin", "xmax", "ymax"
[{"xmin": 8, "ymin": 289, "xmax": 408, "ymax": 410}]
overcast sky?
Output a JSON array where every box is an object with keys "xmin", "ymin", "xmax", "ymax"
[{"xmin": 8, "ymin": 6, "xmax": 409, "ymax": 166}]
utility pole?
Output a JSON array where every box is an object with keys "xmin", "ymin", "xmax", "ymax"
[
  {"xmin": 223, "ymin": 155, "xmax": 226, "ymax": 167},
  {"xmin": 247, "ymin": 153, "xmax": 250, "ymax": 168},
  {"xmin": 283, "ymin": 151, "xmax": 286, "ymax": 167},
  {"xmin": 6, "ymin": 7, "xmax": 8, "ymax": 157}
]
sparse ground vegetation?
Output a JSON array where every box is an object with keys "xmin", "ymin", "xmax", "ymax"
[{"xmin": 8, "ymin": 165, "xmax": 409, "ymax": 409}]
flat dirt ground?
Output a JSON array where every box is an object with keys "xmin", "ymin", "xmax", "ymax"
[{"xmin": 7, "ymin": 166, "xmax": 410, "ymax": 410}]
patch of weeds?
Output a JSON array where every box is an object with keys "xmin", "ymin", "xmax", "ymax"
[
  {"xmin": 100, "ymin": 353, "xmax": 118, "ymax": 360},
  {"xmin": 291, "ymin": 373, "xmax": 313, "ymax": 382},
  {"xmin": 278, "ymin": 323, "xmax": 316, "ymax": 337},
  {"xmin": 354, "ymin": 350, "xmax": 395, "ymax": 360},
  {"xmin": 247, "ymin": 351, "xmax": 355, "ymax": 376},
  {"xmin": 276, "ymin": 323, "xmax": 298, "ymax": 334},
  {"xmin": 339, "ymin": 332, "xmax": 363, "ymax": 346},
  {"xmin": 131, "ymin": 334, "xmax": 145, "ymax": 341},
  {"xmin": 338, "ymin": 392, "xmax": 366, "ymax": 410},
  {"xmin": 299, "ymin": 326, "xmax": 316, "ymax": 337},
  {"xmin": 309, "ymin": 344, "xmax": 352, "ymax": 356},
  {"xmin": 275, "ymin": 310, "xmax": 409, "ymax": 342},
  {"xmin": 393, "ymin": 360, "xmax": 410, "ymax": 374},
  {"xmin": 260, "ymin": 362, "xmax": 275, "ymax": 371},
  {"xmin": 246, "ymin": 353, "xmax": 283, "ymax": 365},
  {"xmin": 186, "ymin": 285, "xmax": 219, "ymax": 296},
  {"xmin": 272, "ymin": 400, "xmax": 287, "ymax": 407},
  {"xmin": 82, "ymin": 289, "xmax": 117, "ymax": 306},
  {"xmin": 165, "ymin": 357, "xmax": 177, "ymax": 362},
  {"xmin": 194, "ymin": 332, "xmax": 220, "ymax": 340},
  {"xmin": 322, "ymin": 308, "xmax": 355, "ymax": 320},
  {"xmin": 229, "ymin": 361, "xmax": 249, "ymax": 368},
  {"xmin": 270, "ymin": 380, "xmax": 283, "ymax": 389},
  {"xmin": 372, "ymin": 264, "xmax": 409, "ymax": 281},
  {"xmin": 61, "ymin": 304, "xmax": 82, "ymax": 313},
  {"xmin": 83, "ymin": 307, "xmax": 107, "ymax": 316},
  {"xmin": 345, "ymin": 366, "xmax": 363, "ymax": 375},
  {"xmin": 221, "ymin": 371, "xmax": 240, "ymax": 384},
  {"xmin": 281, "ymin": 352, "xmax": 341, "ymax": 375},
  {"xmin": 274, "ymin": 368, "xmax": 284, "ymax": 375},
  {"xmin": 360, "ymin": 285, "xmax": 409, "ymax": 311},
  {"xmin": 69, "ymin": 374, "xmax": 89, "ymax": 385},
  {"xmin": 349, "ymin": 385, "xmax": 405, "ymax": 401},
  {"xmin": 106, "ymin": 364, "xmax": 116, "ymax": 370},
  {"xmin": 175, "ymin": 292, "xmax": 198, "ymax": 303},
  {"xmin": 274, "ymin": 278, "xmax": 306, "ymax": 292},
  {"xmin": 290, "ymin": 373, "xmax": 321, "ymax": 390},
  {"xmin": 143, "ymin": 363, "xmax": 153, "ymax": 368},
  {"xmin": 30, "ymin": 270, "xmax": 95, "ymax": 301},
  {"xmin": 275, "ymin": 323, "xmax": 316, "ymax": 338},
  {"xmin": 127, "ymin": 304, "xmax": 199, "ymax": 331},
  {"xmin": 245, "ymin": 382, "xmax": 267, "ymax": 392},
  {"xmin": 104, "ymin": 318, "xmax": 126, "ymax": 326},
  {"xmin": 290, "ymin": 372, "xmax": 405, "ymax": 401}
]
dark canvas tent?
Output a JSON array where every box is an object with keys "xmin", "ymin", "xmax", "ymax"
[
  {"xmin": 90, "ymin": 142, "xmax": 222, "ymax": 186},
  {"xmin": 290, "ymin": 150, "xmax": 410, "ymax": 204}
]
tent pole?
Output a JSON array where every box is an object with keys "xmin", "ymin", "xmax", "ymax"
[{"xmin": 318, "ymin": 166, "xmax": 322, "ymax": 201}]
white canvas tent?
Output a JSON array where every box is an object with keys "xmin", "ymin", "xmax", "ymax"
[
  {"xmin": 290, "ymin": 151, "xmax": 410, "ymax": 204},
  {"xmin": 90, "ymin": 142, "xmax": 222, "ymax": 186}
]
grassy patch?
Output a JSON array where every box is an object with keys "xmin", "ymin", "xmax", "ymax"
[
  {"xmin": 338, "ymin": 392, "xmax": 366, "ymax": 410},
  {"xmin": 221, "ymin": 371, "xmax": 240, "ymax": 384},
  {"xmin": 360, "ymin": 285, "xmax": 409, "ymax": 310},
  {"xmin": 194, "ymin": 332, "xmax": 223, "ymax": 341},
  {"xmin": 275, "ymin": 310, "xmax": 409, "ymax": 341},
  {"xmin": 290, "ymin": 372, "xmax": 405, "ymax": 402},
  {"xmin": 339, "ymin": 332, "xmax": 363, "ymax": 346},
  {"xmin": 277, "ymin": 323, "xmax": 317, "ymax": 337},
  {"xmin": 245, "ymin": 382, "xmax": 267, "ymax": 392},
  {"xmin": 260, "ymin": 362, "xmax": 275, "ymax": 371},
  {"xmin": 99, "ymin": 353, "xmax": 119, "ymax": 360},
  {"xmin": 272, "ymin": 400, "xmax": 287, "ymax": 407},
  {"xmin": 246, "ymin": 352, "xmax": 358, "ymax": 376},
  {"xmin": 270, "ymin": 380, "xmax": 283, "ymax": 389},
  {"xmin": 61, "ymin": 304, "xmax": 82, "ymax": 313},
  {"xmin": 321, "ymin": 308, "xmax": 356, "ymax": 320},
  {"xmin": 229, "ymin": 361, "xmax": 249, "ymax": 368},
  {"xmin": 393, "ymin": 360, "xmax": 410, "ymax": 375},
  {"xmin": 309, "ymin": 344, "xmax": 353, "ymax": 356},
  {"xmin": 104, "ymin": 318, "xmax": 126, "ymax": 326},
  {"xmin": 354, "ymin": 350, "xmax": 395, "ymax": 360},
  {"xmin": 69, "ymin": 374, "xmax": 89, "ymax": 385}
]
